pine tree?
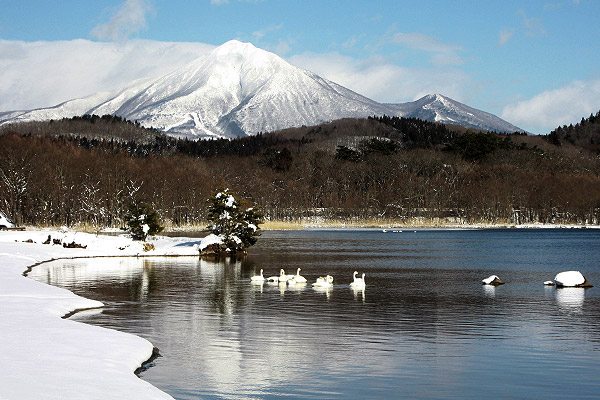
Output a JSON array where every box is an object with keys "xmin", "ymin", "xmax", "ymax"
[
  {"xmin": 123, "ymin": 202, "xmax": 164, "ymax": 241},
  {"xmin": 205, "ymin": 188, "xmax": 263, "ymax": 253}
]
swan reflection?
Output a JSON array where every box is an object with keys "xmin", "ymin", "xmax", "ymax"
[
  {"xmin": 312, "ymin": 285, "xmax": 333, "ymax": 300},
  {"xmin": 287, "ymin": 281, "xmax": 307, "ymax": 292},
  {"xmin": 351, "ymin": 286, "xmax": 366, "ymax": 302},
  {"xmin": 250, "ymin": 280, "xmax": 264, "ymax": 293},
  {"xmin": 278, "ymin": 281, "xmax": 287, "ymax": 296}
]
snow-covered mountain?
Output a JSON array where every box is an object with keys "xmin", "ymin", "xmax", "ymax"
[
  {"xmin": 0, "ymin": 40, "xmax": 525, "ymax": 138},
  {"xmin": 386, "ymin": 94, "xmax": 524, "ymax": 133}
]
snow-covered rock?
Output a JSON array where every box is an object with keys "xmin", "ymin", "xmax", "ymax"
[
  {"xmin": 482, "ymin": 275, "xmax": 504, "ymax": 286},
  {"xmin": 554, "ymin": 271, "xmax": 593, "ymax": 288},
  {"xmin": 0, "ymin": 41, "xmax": 525, "ymax": 139},
  {"xmin": 198, "ymin": 233, "xmax": 224, "ymax": 251}
]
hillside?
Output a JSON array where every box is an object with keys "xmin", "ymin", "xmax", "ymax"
[
  {"xmin": 0, "ymin": 114, "xmax": 165, "ymax": 144},
  {"xmin": 0, "ymin": 113, "xmax": 598, "ymax": 229},
  {"xmin": 548, "ymin": 110, "xmax": 600, "ymax": 153}
]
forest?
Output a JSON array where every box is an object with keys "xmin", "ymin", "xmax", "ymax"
[{"xmin": 1, "ymin": 112, "xmax": 599, "ymax": 229}]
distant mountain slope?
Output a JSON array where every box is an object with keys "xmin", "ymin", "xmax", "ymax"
[
  {"xmin": 0, "ymin": 80, "xmax": 152, "ymax": 127},
  {"xmin": 0, "ymin": 40, "xmax": 525, "ymax": 139},
  {"xmin": 386, "ymin": 94, "xmax": 525, "ymax": 134}
]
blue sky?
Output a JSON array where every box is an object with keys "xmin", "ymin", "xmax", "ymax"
[{"xmin": 1, "ymin": 0, "xmax": 599, "ymax": 133}]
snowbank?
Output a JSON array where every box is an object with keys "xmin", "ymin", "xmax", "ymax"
[{"xmin": 0, "ymin": 229, "xmax": 208, "ymax": 400}]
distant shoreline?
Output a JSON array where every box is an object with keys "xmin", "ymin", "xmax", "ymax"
[
  {"xmin": 16, "ymin": 220, "xmax": 599, "ymax": 235},
  {"xmin": 257, "ymin": 220, "xmax": 600, "ymax": 231}
]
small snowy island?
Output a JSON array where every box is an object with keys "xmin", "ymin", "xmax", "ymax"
[
  {"xmin": 0, "ymin": 229, "xmax": 218, "ymax": 400},
  {"xmin": 482, "ymin": 275, "xmax": 505, "ymax": 286},
  {"xmin": 554, "ymin": 270, "xmax": 593, "ymax": 288}
]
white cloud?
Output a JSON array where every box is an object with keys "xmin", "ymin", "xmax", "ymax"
[
  {"xmin": 91, "ymin": 0, "xmax": 154, "ymax": 41},
  {"xmin": 0, "ymin": 39, "xmax": 214, "ymax": 112},
  {"xmin": 342, "ymin": 36, "xmax": 359, "ymax": 49},
  {"xmin": 391, "ymin": 32, "xmax": 464, "ymax": 66},
  {"xmin": 499, "ymin": 9, "xmax": 547, "ymax": 48},
  {"xmin": 287, "ymin": 51, "xmax": 471, "ymax": 104},
  {"xmin": 271, "ymin": 39, "xmax": 292, "ymax": 56},
  {"xmin": 501, "ymin": 79, "xmax": 600, "ymax": 133},
  {"xmin": 252, "ymin": 23, "xmax": 283, "ymax": 40},
  {"xmin": 498, "ymin": 29, "xmax": 515, "ymax": 46},
  {"xmin": 517, "ymin": 10, "xmax": 547, "ymax": 37}
]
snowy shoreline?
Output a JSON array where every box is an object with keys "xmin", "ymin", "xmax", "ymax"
[{"xmin": 0, "ymin": 229, "xmax": 206, "ymax": 400}]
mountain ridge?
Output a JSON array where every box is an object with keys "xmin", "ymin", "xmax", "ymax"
[{"xmin": 0, "ymin": 40, "xmax": 525, "ymax": 138}]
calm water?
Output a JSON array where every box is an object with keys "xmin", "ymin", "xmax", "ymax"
[{"xmin": 29, "ymin": 229, "xmax": 600, "ymax": 399}]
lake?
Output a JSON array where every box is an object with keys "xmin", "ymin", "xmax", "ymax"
[{"xmin": 28, "ymin": 229, "xmax": 600, "ymax": 399}]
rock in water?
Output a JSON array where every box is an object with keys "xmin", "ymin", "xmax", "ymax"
[
  {"xmin": 554, "ymin": 271, "xmax": 593, "ymax": 288},
  {"xmin": 482, "ymin": 275, "xmax": 504, "ymax": 286}
]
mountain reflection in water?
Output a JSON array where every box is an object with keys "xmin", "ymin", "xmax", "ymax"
[{"xmin": 29, "ymin": 229, "xmax": 600, "ymax": 399}]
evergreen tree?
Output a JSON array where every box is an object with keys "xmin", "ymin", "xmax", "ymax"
[
  {"xmin": 335, "ymin": 145, "xmax": 362, "ymax": 162},
  {"xmin": 206, "ymin": 188, "xmax": 263, "ymax": 252},
  {"xmin": 123, "ymin": 202, "xmax": 164, "ymax": 241},
  {"xmin": 359, "ymin": 137, "xmax": 398, "ymax": 155}
]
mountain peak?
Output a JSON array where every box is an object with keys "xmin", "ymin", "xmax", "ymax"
[
  {"xmin": 395, "ymin": 93, "xmax": 525, "ymax": 133},
  {"xmin": 212, "ymin": 40, "xmax": 259, "ymax": 56},
  {"xmin": 421, "ymin": 93, "xmax": 448, "ymax": 102}
]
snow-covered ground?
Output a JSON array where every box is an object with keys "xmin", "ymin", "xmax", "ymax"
[{"xmin": 0, "ymin": 229, "xmax": 208, "ymax": 400}]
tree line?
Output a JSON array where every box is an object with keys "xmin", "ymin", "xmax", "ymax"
[
  {"xmin": 547, "ymin": 110, "xmax": 600, "ymax": 153},
  {"xmin": 1, "ymin": 114, "xmax": 599, "ymax": 228}
]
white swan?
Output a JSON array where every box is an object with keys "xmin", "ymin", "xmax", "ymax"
[
  {"xmin": 266, "ymin": 271, "xmax": 280, "ymax": 282},
  {"xmin": 266, "ymin": 269, "xmax": 287, "ymax": 282},
  {"xmin": 278, "ymin": 269, "xmax": 289, "ymax": 282},
  {"xmin": 289, "ymin": 268, "xmax": 307, "ymax": 284},
  {"xmin": 312, "ymin": 275, "xmax": 334, "ymax": 288},
  {"xmin": 250, "ymin": 269, "xmax": 265, "ymax": 282},
  {"xmin": 349, "ymin": 271, "xmax": 366, "ymax": 289},
  {"xmin": 284, "ymin": 271, "xmax": 297, "ymax": 281}
]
